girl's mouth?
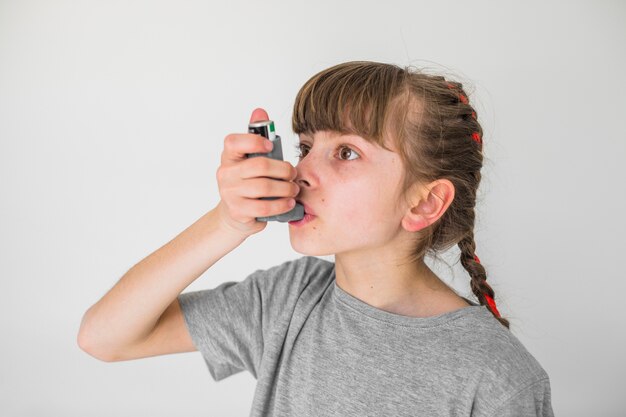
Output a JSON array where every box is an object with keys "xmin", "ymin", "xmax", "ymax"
[{"xmin": 288, "ymin": 213, "xmax": 316, "ymax": 227}]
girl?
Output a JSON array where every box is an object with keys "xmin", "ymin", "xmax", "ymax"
[{"xmin": 78, "ymin": 61, "xmax": 554, "ymax": 416}]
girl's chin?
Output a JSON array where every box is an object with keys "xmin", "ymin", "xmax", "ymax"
[{"xmin": 288, "ymin": 237, "xmax": 332, "ymax": 257}]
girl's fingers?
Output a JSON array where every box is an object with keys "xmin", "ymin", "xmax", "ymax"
[
  {"xmin": 237, "ymin": 177, "xmax": 300, "ymax": 199},
  {"xmin": 216, "ymin": 158, "xmax": 297, "ymax": 191},
  {"xmin": 231, "ymin": 196, "xmax": 296, "ymax": 220},
  {"xmin": 237, "ymin": 156, "xmax": 297, "ymax": 181},
  {"xmin": 221, "ymin": 133, "xmax": 272, "ymax": 164}
]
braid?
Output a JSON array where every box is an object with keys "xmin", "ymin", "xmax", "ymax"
[
  {"xmin": 444, "ymin": 81, "xmax": 510, "ymax": 329},
  {"xmin": 459, "ymin": 234, "xmax": 510, "ymax": 329},
  {"xmin": 444, "ymin": 81, "xmax": 483, "ymax": 147}
]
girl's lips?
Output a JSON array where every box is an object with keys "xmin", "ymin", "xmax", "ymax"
[{"xmin": 288, "ymin": 212, "xmax": 315, "ymax": 226}]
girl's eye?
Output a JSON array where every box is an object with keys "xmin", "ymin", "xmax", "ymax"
[
  {"xmin": 294, "ymin": 143, "xmax": 309, "ymax": 159},
  {"xmin": 294, "ymin": 144, "xmax": 360, "ymax": 161},
  {"xmin": 337, "ymin": 146, "xmax": 360, "ymax": 161}
]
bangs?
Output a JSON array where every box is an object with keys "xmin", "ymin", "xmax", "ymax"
[{"xmin": 291, "ymin": 61, "xmax": 410, "ymax": 150}]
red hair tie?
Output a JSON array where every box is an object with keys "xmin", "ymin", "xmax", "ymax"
[
  {"xmin": 473, "ymin": 254, "xmax": 501, "ymax": 318},
  {"xmin": 446, "ymin": 82, "xmax": 481, "ymax": 145},
  {"xmin": 484, "ymin": 294, "xmax": 501, "ymax": 318},
  {"xmin": 446, "ymin": 82, "xmax": 468, "ymax": 103}
]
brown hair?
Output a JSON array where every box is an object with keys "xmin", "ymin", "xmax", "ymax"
[{"xmin": 291, "ymin": 60, "xmax": 510, "ymax": 329}]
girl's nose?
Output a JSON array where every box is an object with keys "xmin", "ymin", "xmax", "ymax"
[
  {"xmin": 295, "ymin": 162, "xmax": 314, "ymax": 189},
  {"xmin": 296, "ymin": 177, "xmax": 310, "ymax": 187},
  {"xmin": 294, "ymin": 162, "xmax": 310, "ymax": 187}
]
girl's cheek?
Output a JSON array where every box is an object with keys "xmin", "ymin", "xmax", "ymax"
[{"xmin": 332, "ymin": 161, "xmax": 362, "ymax": 178}]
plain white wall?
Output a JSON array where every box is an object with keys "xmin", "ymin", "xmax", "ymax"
[{"xmin": 1, "ymin": 0, "xmax": 624, "ymax": 415}]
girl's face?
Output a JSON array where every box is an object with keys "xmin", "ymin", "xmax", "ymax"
[{"xmin": 289, "ymin": 130, "xmax": 410, "ymax": 257}]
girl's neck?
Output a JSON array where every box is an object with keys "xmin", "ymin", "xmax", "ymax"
[{"xmin": 333, "ymin": 252, "xmax": 470, "ymax": 318}]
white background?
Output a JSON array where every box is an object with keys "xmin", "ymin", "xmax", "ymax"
[{"xmin": 1, "ymin": 0, "xmax": 624, "ymax": 416}]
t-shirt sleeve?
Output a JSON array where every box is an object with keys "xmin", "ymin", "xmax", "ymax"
[
  {"xmin": 177, "ymin": 257, "xmax": 310, "ymax": 382},
  {"xmin": 487, "ymin": 375, "xmax": 554, "ymax": 417}
]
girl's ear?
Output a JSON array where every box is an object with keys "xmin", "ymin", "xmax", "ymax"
[{"xmin": 401, "ymin": 179, "xmax": 455, "ymax": 233}]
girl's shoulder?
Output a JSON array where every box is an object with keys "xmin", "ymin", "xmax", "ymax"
[{"xmin": 449, "ymin": 308, "xmax": 551, "ymax": 404}]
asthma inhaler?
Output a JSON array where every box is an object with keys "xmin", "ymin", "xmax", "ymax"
[{"xmin": 245, "ymin": 120, "xmax": 305, "ymax": 222}]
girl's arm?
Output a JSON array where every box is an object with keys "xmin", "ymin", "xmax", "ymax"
[
  {"xmin": 78, "ymin": 107, "xmax": 298, "ymax": 362},
  {"xmin": 77, "ymin": 203, "xmax": 248, "ymax": 361}
]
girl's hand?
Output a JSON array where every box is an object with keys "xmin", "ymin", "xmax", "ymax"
[{"xmin": 215, "ymin": 108, "xmax": 300, "ymax": 237}]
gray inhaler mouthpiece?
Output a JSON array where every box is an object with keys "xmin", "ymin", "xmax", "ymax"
[{"xmin": 245, "ymin": 120, "xmax": 305, "ymax": 222}]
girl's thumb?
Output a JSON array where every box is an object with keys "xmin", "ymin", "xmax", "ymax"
[{"xmin": 250, "ymin": 107, "xmax": 270, "ymax": 123}]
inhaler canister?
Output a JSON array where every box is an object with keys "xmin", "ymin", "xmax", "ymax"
[{"xmin": 246, "ymin": 120, "xmax": 304, "ymax": 222}]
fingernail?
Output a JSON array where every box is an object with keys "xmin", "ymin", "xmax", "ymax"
[{"xmin": 266, "ymin": 140, "xmax": 273, "ymax": 150}]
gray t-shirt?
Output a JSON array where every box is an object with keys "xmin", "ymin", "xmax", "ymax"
[{"xmin": 178, "ymin": 255, "xmax": 554, "ymax": 417}]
